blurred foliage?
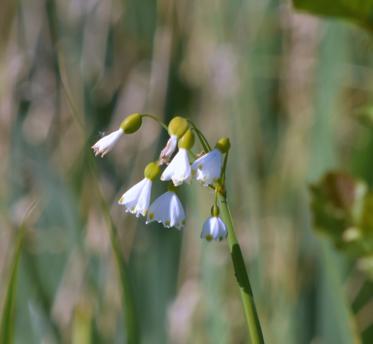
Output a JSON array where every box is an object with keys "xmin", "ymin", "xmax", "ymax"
[
  {"xmin": 1, "ymin": 0, "xmax": 373, "ymax": 343},
  {"xmin": 293, "ymin": 0, "xmax": 373, "ymax": 32},
  {"xmin": 310, "ymin": 172, "xmax": 373, "ymax": 276},
  {"xmin": 0, "ymin": 228, "xmax": 24, "ymax": 344},
  {"xmin": 355, "ymin": 106, "xmax": 373, "ymax": 128}
]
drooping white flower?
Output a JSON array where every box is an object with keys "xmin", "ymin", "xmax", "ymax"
[
  {"xmin": 118, "ymin": 178, "xmax": 152, "ymax": 217},
  {"xmin": 92, "ymin": 128, "xmax": 123, "ymax": 157},
  {"xmin": 201, "ymin": 216, "xmax": 227, "ymax": 241},
  {"xmin": 159, "ymin": 135, "xmax": 178, "ymax": 164},
  {"xmin": 191, "ymin": 149, "xmax": 223, "ymax": 186},
  {"xmin": 146, "ymin": 191, "xmax": 186, "ymax": 229},
  {"xmin": 161, "ymin": 148, "xmax": 191, "ymax": 186}
]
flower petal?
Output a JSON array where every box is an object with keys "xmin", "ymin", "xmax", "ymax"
[
  {"xmin": 118, "ymin": 178, "xmax": 152, "ymax": 217},
  {"xmin": 192, "ymin": 149, "xmax": 223, "ymax": 186},
  {"xmin": 201, "ymin": 216, "xmax": 227, "ymax": 241},
  {"xmin": 161, "ymin": 148, "xmax": 191, "ymax": 186},
  {"xmin": 92, "ymin": 128, "xmax": 123, "ymax": 157},
  {"xmin": 159, "ymin": 135, "xmax": 178, "ymax": 164},
  {"xmin": 147, "ymin": 191, "xmax": 185, "ymax": 229}
]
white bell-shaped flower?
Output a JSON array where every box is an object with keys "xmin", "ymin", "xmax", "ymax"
[
  {"xmin": 160, "ymin": 148, "xmax": 191, "ymax": 186},
  {"xmin": 146, "ymin": 191, "xmax": 186, "ymax": 229},
  {"xmin": 118, "ymin": 178, "xmax": 152, "ymax": 217},
  {"xmin": 191, "ymin": 149, "xmax": 223, "ymax": 186},
  {"xmin": 92, "ymin": 128, "xmax": 123, "ymax": 157},
  {"xmin": 201, "ymin": 216, "xmax": 227, "ymax": 241},
  {"xmin": 159, "ymin": 135, "xmax": 178, "ymax": 164}
]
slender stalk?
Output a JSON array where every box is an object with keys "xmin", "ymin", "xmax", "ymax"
[
  {"xmin": 187, "ymin": 120, "xmax": 211, "ymax": 152},
  {"xmin": 141, "ymin": 114, "xmax": 168, "ymax": 131},
  {"xmin": 218, "ymin": 194, "xmax": 264, "ymax": 344}
]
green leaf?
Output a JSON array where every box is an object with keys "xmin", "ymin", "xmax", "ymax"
[
  {"xmin": 0, "ymin": 227, "xmax": 25, "ymax": 344},
  {"xmin": 293, "ymin": 0, "xmax": 373, "ymax": 32}
]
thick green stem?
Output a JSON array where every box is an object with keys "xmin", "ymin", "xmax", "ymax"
[{"xmin": 219, "ymin": 194, "xmax": 264, "ymax": 344}]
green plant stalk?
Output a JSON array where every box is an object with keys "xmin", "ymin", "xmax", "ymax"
[
  {"xmin": 141, "ymin": 114, "xmax": 168, "ymax": 131},
  {"xmin": 218, "ymin": 194, "xmax": 264, "ymax": 344},
  {"xmin": 107, "ymin": 218, "xmax": 139, "ymax": 344},
  {"xmin": 0, "ymin": 226, "xmax": 25, "ymax": 344}
]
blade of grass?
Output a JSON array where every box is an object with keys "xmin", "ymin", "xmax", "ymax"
[
  {"xmin": 59, "ymin": 49, "xmax": 139, "ymax": 341},
  {"xmin": 319, "ymin": 241, "xmax": 361, "ymax": 344},
  {"xmin": 0, "ymin": 226, "xmax": 25, "ymax": 344},
  {"xmin": 90, "ymin": 155, "xmax": 139, "ymax": 344}
]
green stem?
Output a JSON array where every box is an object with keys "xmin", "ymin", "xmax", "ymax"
[
  {"xmin": 218, "ymin": 194, "xmax": 264, "ymax": 344},
  {"xmin": 187, "ymin": 120, "xmax": 211, "ymax": 152},
  {"xmin": 141, "ymin": 114, "xmax": 168, "ymax": 131}
]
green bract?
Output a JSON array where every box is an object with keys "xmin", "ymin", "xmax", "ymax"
[
  {"xmin": 215, "ymin": 137, "xmax": 231, "ymax": 153},
  {"xmin": 178, "ymin": 129, "xmax": 195, "ymax": 150},
  {"xmin": 144, "ymin": 162, "xmax": 160, "ymax": 180},
  {"xmin": 168, "ymin": 116, "xmax": 189, "ymax": 138},
  {"xmin": 120, "ymin": 113, "xmax": 142, "ymax": 134}
]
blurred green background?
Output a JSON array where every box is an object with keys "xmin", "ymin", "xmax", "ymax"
[{"xmin": 0, "ymin": 0, "xmax": 372, "ymax": 343}]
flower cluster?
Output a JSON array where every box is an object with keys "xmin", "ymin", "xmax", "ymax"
[{"xmin": 92, "ymin": 114, "xmax": 231, "ymax": 241}]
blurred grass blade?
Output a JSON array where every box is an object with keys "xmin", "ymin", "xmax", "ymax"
[
  {"xmin": 108, "ymin": 218, "xmax": 139, "ymax": 344},
  {"xmin": 89, "ymin": 156, "xmax": 139, "ymax": 344},
  {"xmin": 72, "ymin": 304, "xmax": 92, "ymax": 344},
  {"xmin": 320, "ymin": 242, "xmax": 361, "ymax": 344},
  {"xmin": 0, "ymin": 227, "xmax": 25, "ymax": 344},
  {"xmin": 293, "ymin": 0, "xmax": 373, "ymax": 32}
]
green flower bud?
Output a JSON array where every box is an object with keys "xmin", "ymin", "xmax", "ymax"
[
  {"xmin": 211, "ymin": 205, "xmax": 220, "ymax": 217},
  {"xmin": 215, "ymin": 137, "xmax": 231, "ymax": 153},
  {"xmin": 120, "ymin": 113, "xmax": 142, "ymax": 134},
  {"xmin": 144, "ymin": 162, "xmax": 160, "ymax": 180},
  {"xmin": 168, "ymin": 116, "xmax": 188, "ymax": 138},
  {"xmin": 178, "ymin": 129, "xmax": 195, "ymax": 150}
]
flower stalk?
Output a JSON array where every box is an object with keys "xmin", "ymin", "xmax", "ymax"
[
  {"xmin": 93, "ymin": 113, "xmax": 264, "ymax": 342},
  {"xmin": 218, "ymin": 193, "xmax": 264, "ymax": 344}
]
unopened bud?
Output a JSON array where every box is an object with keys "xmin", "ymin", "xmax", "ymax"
[
  {"xmin": 168, "ymin": 116, "xmax": 188, "ymax": 138},
  {"xmin": 215, "ymin": 137, "xmax": 230, "ymax": 153},
  {"xmin": 144, "ymin": 162, "xmax": 160, "ymax": 180},
  {"xmin": 178, "ymin": 129, "xmax": 195, "ymax": 150},
  {"xmin": 120, "ymin": 113, "xmax": 142, "ymax": 134}
]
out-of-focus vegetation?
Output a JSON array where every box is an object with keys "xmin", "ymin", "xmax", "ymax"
[
  {"xmin": 0, "ymin": 0, "xmax": 372, "ymax": 343},
  {"xmin": 310, "ymin": 172, "xmax": 373, "ymax": 275},
  {"xmin": 294, "ymin": 0, "xmax": 373, "ymax": 32}
]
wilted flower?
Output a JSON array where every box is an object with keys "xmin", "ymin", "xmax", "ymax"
[{"xmin": 160, "ymin": 135, "xmax": 178, "ymax": 164}]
